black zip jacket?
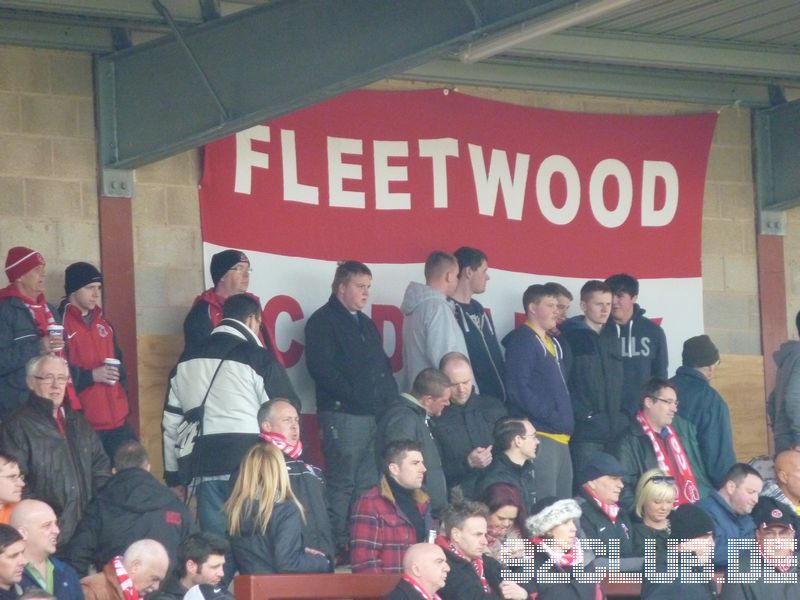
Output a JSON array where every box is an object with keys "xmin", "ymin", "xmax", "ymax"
[{"xmin": 561, "ymin": 317, "xmax": 627, "ymax": 444}]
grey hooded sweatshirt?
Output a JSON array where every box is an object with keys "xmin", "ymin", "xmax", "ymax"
[{"xmin": 400, "ymin": 282, "xmax": 468, "ymax": 390}]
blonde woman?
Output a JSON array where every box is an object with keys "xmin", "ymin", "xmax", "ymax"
[
  {"xmin": 224, "ymin": 443, "xmax": 330, "ymax": 574},
  {"xmin": 631, "ymin": 469, "xmax": 676, "ymax": 558}
]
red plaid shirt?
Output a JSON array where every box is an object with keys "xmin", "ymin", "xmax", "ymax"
[{"xmin": 350, "ymin": 476, "xmax": 433, "ymax": 573}]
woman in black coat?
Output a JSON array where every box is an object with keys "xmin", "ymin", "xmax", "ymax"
[{"xmin": 224, "ymin": 443, "xmax": 330, "ymax": 574}]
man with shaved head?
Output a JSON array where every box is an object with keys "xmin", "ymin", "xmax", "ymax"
[
  {"xmin": 761, "ymin": 450, "xmax": 800, "ymax": 524},
  {"xmin": 81, "ymin": 539, "xmax": 169, "ymax": 600},
  {"xmin": 386, "ymin": 543, "xmax": 450, "ymax": 600},
  {"xmin": 11, "ymin": 500, "xmax": 81, "ymax": 600}
]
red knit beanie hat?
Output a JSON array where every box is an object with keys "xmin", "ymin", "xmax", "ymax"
[{"xmin": 5, "ymin": 246, "xmax": 45, "ymax": 282}]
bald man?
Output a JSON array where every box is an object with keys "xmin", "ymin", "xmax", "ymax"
[
  {"xmin": 81, "ymin": 539, "xmax": 169, "ymax": 600},
  {"xmin": 386, "ymin": 543, "xmax": 450, "ymax": 600},
  {"xmin": 11, "ymin": 500, "xmax": 81, "ymax": 600},
  {"xmin": 761, "ymin": 451, "xmax": 800, "ymax": 521}
]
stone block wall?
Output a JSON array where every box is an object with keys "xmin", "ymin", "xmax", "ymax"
[
  {"xmin": 0, "ymin": 46, "xmax": 98, "ymax": 295},
  {"xmin": 0, "ymin": 44, "xmax": 776, "ymax": 466}
]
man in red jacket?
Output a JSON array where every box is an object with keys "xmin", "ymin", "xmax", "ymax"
[{"xmin": 60, "ymin": 262, "xmax": 136, "ymax": 459}]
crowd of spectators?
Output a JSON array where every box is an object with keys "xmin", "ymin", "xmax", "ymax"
[{"xmin": 0, "ymin": 243, "xmax": 798, "ymax": 600}]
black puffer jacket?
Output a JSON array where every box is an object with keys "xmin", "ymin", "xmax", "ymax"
[
  {"xmin": 0, "ymin": 296, "xmax": 61, "ymax": 417},
  {"xmin": 231, "ymin": 500, "xmax": 331, "ymax": 574},
  {"xmin": 63, "ymin": 467, "xmax": 194, "ymax": 575},
  {"xmin": 305, "ymin": 295, "xmax": 397, "ymax": 416},
  {"xmin": 0, "ymin": 393, "xmax": 111, "ymax": 548}
]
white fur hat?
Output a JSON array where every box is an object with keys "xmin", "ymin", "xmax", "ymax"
[{"xmin": 526, "ymin": 498, "xmax": 582, "ymax": 537}]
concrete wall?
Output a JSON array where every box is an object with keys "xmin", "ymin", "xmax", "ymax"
[{"xmin": 0, "ymin": 45, "xmax": 777, "ymax": 469}]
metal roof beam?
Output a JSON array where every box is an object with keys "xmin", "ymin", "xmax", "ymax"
[
  {"xmin": 504, "ymin": 30, "xmax": 800, "ymax": 79},
  {"xmin": 96, "ymin": 0, "xmax": 578, "ymax": 169},
  {"xmin": 401, "ymin": 57, "xmax": 774, "ymax": 107}
]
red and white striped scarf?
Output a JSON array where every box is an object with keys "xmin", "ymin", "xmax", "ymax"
[
  {"xmin": 260, "ymin": 431, "xmax": 303, "ymax": 460},
  {"xmin": 401, "ymin": 574, "xmax": 442, "ymax": 600},
  {"xmin": 636, "ymin": 411, "xmax": 699, "ymax": 505},
  {"xmin": 435, "ymin": 535, "xmax": 489, "ymax": 593},
  {"xmin": 111, "ymin": 555, "xmax": 139, "ymax": 600},
  {"xmin": 583, "ymin": 484, "xmax": 620, "ymax": 524}
]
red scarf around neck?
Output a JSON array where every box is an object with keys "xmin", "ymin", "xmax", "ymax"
[
  {"xmin": 532, "ymin": 537, "xmax": 580, "ymax": 568},
  {"xmin": 0, "ymin": 285, "xmax": 55, "ymax": 336},
  {"xmin": 583, "ymin": 484, "xmax": 620, "ymax": 524},
  {"xmin": 636, "ymin": 411, "xmax": 699, "ymax": 505},
  {"xmin": 260, "ymin": 431, "xmax": 303, "ymax": 460},
  {"xmin": 401, "ymin": 574, "xmax": 442, "ymax": 600},
  {"xmin": 434, "ymin": 535, "xmax": 489, "ymax": 593},
  {"xmin": 111, "ymin": 555, "xmax": 139, "ymax": 600}
]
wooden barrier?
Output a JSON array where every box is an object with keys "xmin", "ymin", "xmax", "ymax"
[
  {"xmin": 234, "ymin": 573, "xmax": 400, "ymax": 600},
  {"xmin": 233, "ymin": 573, "xmax": 649, "ymax": 599}
]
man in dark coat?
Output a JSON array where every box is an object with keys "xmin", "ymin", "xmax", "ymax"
[
  {"xmin": 63, "ymin": 441, "xmax": 193, "ymax": 576},
  {"xmin": 304, "ymin": 260, "xmax": 398, "ymax": 557},
  {"xmin": 0, "ymin": 246, "xmax": 65, "ymax": 418},
  {"xmin": 671, "ymin": 335, "xmax": 736, "ymax": 488},
  {"xmin": 561, "ymin": 280, "xmax": 626, "ymax": 481},
  {"xmin": 386, "ymin": 543, "xmax": 450, "ymax": 600},
  {"xmin": 377, "ymin": 369, "xmax": 451, "ymax": 516},
  {"xmin": 0, "ymin": 354, "xmax": 110, "ymax": 550},
  {"xmin": 612, "ymin": 377, "xmax": 713, "ymax": 512},
  {"xmin": 431, "ymin": 353, "xmax": 506, "ymax": 497},
  {"xmin": 251, "ymin": 398, "xmax": 334, "ymax": 558},
  {"xmin": 573, "ymin": 452, "xmax": 641, "ymax": 570},
  {"xmin": 435, "ymin": 498, "xmax": 529, "ymax": 599},
  {"xmin": 475, "ymin": 417, "xmax": 538, "ymax": 513}
]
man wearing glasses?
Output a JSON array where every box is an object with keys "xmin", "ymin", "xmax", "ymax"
[
  {"xmin": 475, "ymin": 417, "xmax": 539, "ymax": 513},
  {"xmin": 183, "ymin": 248, "xmax": 275, "ymax": 356},
  {"xmin": 613, "ymin": 377, "xmax": 712, "ymax": 512},
  {"xmin": 0, "ymin": 354, "xmax": 110, "ymax": 551},
  {"xmin": 0, "ymin": 454, "xmax": 24, "ymax": 525}
]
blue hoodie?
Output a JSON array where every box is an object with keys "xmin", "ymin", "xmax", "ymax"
[{"xmin": 502, "ymin": 324, "xmax": 573, "ymax": 435}]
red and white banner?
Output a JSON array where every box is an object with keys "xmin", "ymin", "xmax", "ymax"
[{"xmin": 200, "ymin": 89, "xmax": 717, "ymax": 409}]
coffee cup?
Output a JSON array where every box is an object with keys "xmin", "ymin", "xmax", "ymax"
[{"xmin": 104, "ymin": 358, "xmax": 121, "ymax": 384}]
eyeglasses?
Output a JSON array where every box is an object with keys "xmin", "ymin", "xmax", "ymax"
[
  {"xmin": 229, "ymin": 266, "xmax": 253, "ymax": 274},
  {"xmin": 645, "ymin": 474, "xmax": 675, "ymax": 486},
  {"xmin": 0, "ymin": 473, "xmax": 24, "ymax": 483},
  {"xmin": 34, "ymin": 374, "xmax": 69, "ymax": 386},
  {"xmin": 649, "ymin": 396, "xmax": 679, "ymax": 408}
]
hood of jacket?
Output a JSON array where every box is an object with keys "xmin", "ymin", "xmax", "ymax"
[
  {"xmin": 775, "ymin": 340, "xmax": 800, "ymax": 368},
  {"xmin": 560, "ymin": 315, "xmax": 595, "ymax": 334},
  {"xmin": 97, "ymin": 468, "xmax": 181, "ymax": 514},
  {"xmin": 400, "ymin": 282, "xmax": 447, "ymax": 316}
]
